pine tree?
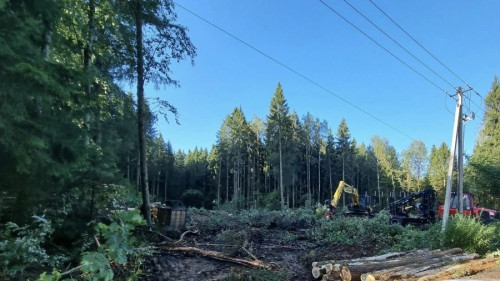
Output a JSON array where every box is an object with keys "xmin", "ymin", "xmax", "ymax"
[
  {"xmin": 266, "ymin": 83, "xmax": 293, "ymax": 209},
  {"xmin": 466, "ymin": 77, "xmax": 500, "ymax": 207}
]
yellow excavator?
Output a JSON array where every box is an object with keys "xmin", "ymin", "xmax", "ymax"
[{"xmin": 325, "ymin": 181, "xmax": 373, "ymax": 218}]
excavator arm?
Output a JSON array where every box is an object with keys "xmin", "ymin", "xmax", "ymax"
[
  {"xmin": 331, "ymin": 181, "xmax": 360, "ymax": 208},
  {"xmin": 327, "ymin": 181, "xmax": 371, "ymax": 217}
]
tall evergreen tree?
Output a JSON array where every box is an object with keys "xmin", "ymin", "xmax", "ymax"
[
  {"xmin": 115, "ymin": 0, "xmax": 196, "ymax": 225},
  {"xmin": 336, "ymin": 119, "xmax": 355, "ymax": 184},
  {"xmin": 466, "ymin": 77, "xmax": 500, "ymax": 207},
  {"xmin": 266, "ymin": 83, "xmax": 292, "ymax": 209},
  {"xmin": 427, "ymin": 143, "xmax": 449, "ymax": 200}
]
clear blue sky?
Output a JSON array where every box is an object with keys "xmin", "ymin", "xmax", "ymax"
[{"xmin": 148, "ymin": 0, "xmax": 499, "ymax": 156}]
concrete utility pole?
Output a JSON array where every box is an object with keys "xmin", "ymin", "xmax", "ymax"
[
  {"xmin": 442, "ymin": 87, "xmax": 463, "ymax": 231},
  {"xmin": 442, "ymin": 87, "xmax": 474, "ymax": 231}
]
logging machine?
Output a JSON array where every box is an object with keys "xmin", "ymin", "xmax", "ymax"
[
  {"xmin": 325, "ymin": 181, "xmax": 373, "ymax": 218},
  {"xmin": 437, "ymin": 191, "xmax": 499, "ymax": 224},
  {"xmin": 389, "ymin": 188, "xmax": 437, "ymax": 226},
  {"xmin": 390, "ymin": 188, "xmax": 499, "ymax": 226}
]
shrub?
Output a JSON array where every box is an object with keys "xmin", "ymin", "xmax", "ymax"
[
  {"xmin": 0, "ymin": 216, "xmax": 65, "ymax": 279},
  {"xmin": 390, "ymin": 223, "xmax": 441, "ymax": 252},
  {"xmin": 181, "ymin": 189, "xmax": 204, "ymax": 208},
  {"xmin": 260, "ymin": 190, "xmax": 281, "ymax": 210},
  {"xmin": 443, "ymin": 215, "xmax": 494, "ymax": 255}
]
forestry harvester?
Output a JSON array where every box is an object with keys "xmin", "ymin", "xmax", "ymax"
[
  {"xmin": 389, "ymin": 188, "xmax": 437, "ymax": 226},
  {"xmin": 390, "ymin": 188, "xmax": 499, "ymax": 225}
]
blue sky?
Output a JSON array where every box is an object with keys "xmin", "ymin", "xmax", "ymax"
[{"xmin": 148, "ymin": 0, "xmax": 499, "ymax": 156}]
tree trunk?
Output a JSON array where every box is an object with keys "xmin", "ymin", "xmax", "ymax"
[
  {"xmin": 83, "ymin": 0, "xmax": 95, "ymax": 145},
  {"xmin": 312, "ymin": 248, "xmax": 465, "ymax": 281},
  {"xmin": 167, "ymin": 246, "xmax": 274, "ymax": 269},
  {"xmin": 360, "ymin": 253, "xmax": 479, "ymax": 281},
  {"xmin": 279, "ymin": 137, "xmax": 284, "ymax": 209},
  {"xmin": 226, "ymin": 156, "xmax": 229, "ymax": 203},
  {"xmin": 164, "ymin": 165, "xmax": 168, "ymax": 201},
  {"xmin": 135, "ymin": 0, "xmax": 152, "ymax": 227},
  {"xmin": 318, "ymin": 149, "xmax": 321, "ymax": 203},
  {"xmin": 307, "ymin": 144, "xmax": 311, "ymax": 205}
]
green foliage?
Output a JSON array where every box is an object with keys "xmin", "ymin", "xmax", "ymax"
[
  {"xmin": 466, "ymin": 77, "xmax": 500, "ymax": 206},
  {"xmin": 315, "ymin": 203, "xmax": 328, "ymax": 218},
  {"xmin": 95, "ymin": 210, "xmax": 146, "ymax": 265},
  {"xmin": 221, "ymin": 268, "xmax": 290, "ymax": 281},
  {"xmin": 443, "ymin": 215, "xmax": 495, "ymax": 255},
  {"xmin": 309, "ymin": 210, "xmax": 402, "ymax": 253},
  {"xmin": 37, "ymin": 268, "xmax": 62, "ymax": 281},
  {"xmin": 260, "ymin": 190, "xmax": 281, "ymax": 210},
  {"xmin": 181, "ymin": 189, "xmax": 205, "ymax": 208},
  {"xmin": 81, "ymin": 252, "xmax": 113, "ymax": 281},
  {"xmin": 390, "ymin": 223, "xmax": 442, "ymax": 252},
  {"xmin": 0, "ymin": 216, "xmax": 64, "ymax": 278},
  {"xmin": 427, "ymin": 143, "xmax": 449, "ymax": 199}
]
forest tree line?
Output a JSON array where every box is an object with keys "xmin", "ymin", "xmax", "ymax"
[
  {"xmin": 144, "ymin": 79, "xmax": 500, "ymax": 212},
  {"xmin": 1, "ymin": 0, "xmax": 500, "ymax": 233}
]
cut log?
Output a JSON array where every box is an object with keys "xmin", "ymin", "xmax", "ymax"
[
  {"xmin": 312, "ymin": 248, "xmax": 463, "ymax": 281},
  {"xmin": 415, "ymin": 257, "xmax": 499, "ymax": 281},
  {"xmin": 312, "ymin": 251, "xmax": 407, "ymax": 269},
  {"xmin": 313, "ymin": 264, "xmax": 334, "ymax": 279},
  {"xmin": 316, "ymin": 265, "xmax": 351, "ymax": 281},
  {"xmin": 167, "ymin": 246, "xmax": 276, "ymax": 270},
  {"xmin": 360, "ymin": 253, "xmax": 480, "ymax": 281}
]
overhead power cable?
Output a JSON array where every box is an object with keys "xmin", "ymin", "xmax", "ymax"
[
  {"xmin": 368, "ymin": 0, "xmax": 486, "ymax": 115},
  {"xmin": 368, "ymin": 0, "xmax": 469, "ymax": 90},
  {"xmin": 174, "ymin": 1, "xmax": 415, "ymax": 141},
  {"xmin": 343, "ymin": 0, "xmax": 457, "ymax": 91},
  {"xmin": 318, "ymin": 0, "xmax": 452, "ymax": 97}
]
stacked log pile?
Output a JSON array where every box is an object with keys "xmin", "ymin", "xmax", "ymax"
[{"xmin": 311, "ymin": 248, "xmax": 498, "ymax": 281}]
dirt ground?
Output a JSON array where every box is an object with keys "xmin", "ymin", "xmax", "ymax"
[{"xmin": 140, "ymin": 210, "xmax": 500, "ymax": 281}]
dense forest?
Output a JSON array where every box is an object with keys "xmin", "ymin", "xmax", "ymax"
[{"xmin": 1, "ymin": 0, "xmax": 500, "ymax": 279}]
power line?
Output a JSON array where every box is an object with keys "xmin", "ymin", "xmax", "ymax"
[
  {"xmin": 318, "ymin": 0, "xmax": 452, "ymax": 97},
  {"xmin": 342, "ymin": 0, "xmax": 457, "ymax": 91},
  {"xmin": 368, "ymin": 0, "xmax": 469, "ymax": 90},
  {"xmin": 367, "ymin": 0, "xmax": 487, "ymax": 115},
  {"xmin": 173, "ymin": 1, "xmax": 415, "ymax": 141}
]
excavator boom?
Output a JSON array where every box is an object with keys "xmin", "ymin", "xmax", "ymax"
[{"xmin": 328, "ymin": 181, "xmax": 371, "ymax": 217}]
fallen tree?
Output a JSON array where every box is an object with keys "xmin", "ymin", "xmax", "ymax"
[
  {"xmin": 311, "ymin": 248, "xmax": 495, "ymax": 281},
  {"xmin": 167, "ymin": 246, "xmax": 277, "ymax": 270}
]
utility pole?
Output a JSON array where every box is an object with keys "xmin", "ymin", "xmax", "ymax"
[
  {"xmin": 442, "ymin": 87, "xmax": 474, "ymax": 231},
  {"xmin": 442, "ymin": 87, "xmax": 462, "ymax": 231}
]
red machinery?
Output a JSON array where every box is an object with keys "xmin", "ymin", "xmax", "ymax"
[{"xmin": 438, "ymin": 191, "xmax": 498, "ymax": 223}]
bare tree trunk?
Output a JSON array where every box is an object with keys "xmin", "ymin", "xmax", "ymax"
[
  {"xmin": 307, "ymin": 144, "xmax": 311, "ymax": 205},
  {"xmin": 136, "ymin": 156, "xmax": 140, "ymax": 191},
  {"xmin": 226, "ymin": 156, "xmax": 229, "ymax": 204},
  {"xmin": 217, "ymin": 156, "xmax": 221, "ymax": 205},
  {"xmin": 318, "ymin": 149, "xmax": 321, "ymax": 203},
  {"xmin": 42, "ymin": 18, "xmax": 52, "ymax": 59},
  {"xmin": 328, "ymin": 155, "xmax": 333, "ymax": 200},
  {"xmin": 279, "ymin": 137, "xmax": 284, "ymax": 209},
  {"xmin": 127, "ymin": 155, "xmax": 130, "ymax": 181},
  {"xmin": 164, "ymin": 165, "xmax": 168, "ymax": 201},
  {"xmin": 135, "ymin": 0, "xmax": 152, "ymax": 227}
]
